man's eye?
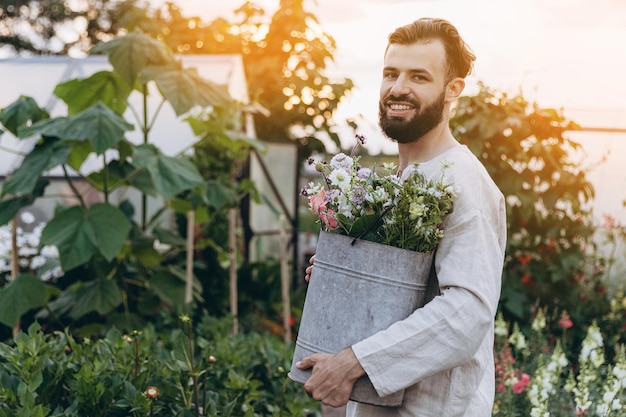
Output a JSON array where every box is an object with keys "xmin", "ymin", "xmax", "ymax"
[{"xmin": 384, "ymin": 72, "xmax": 397, "ymax": 79}]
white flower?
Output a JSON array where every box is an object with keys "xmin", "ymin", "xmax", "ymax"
[
  {"xmin": 366, "ymin": 187, "xmax": 388, "ymax": 204},
  {"xmin": 329, "ymin": 153, "xmax": 353, "ymax": 171},
  {"xmin": 40, "ymin": 246, "xmax": 59, "ymax": 258},
  {"xmin": 20, "ymin": 211, "xmax": 36, "ymax": 224},
  {"xmin": 328, "ymin": 169, "xmax": 351, "ymax": 191},
  {"xmin": 612, "ymin": 399, "xmax": 622, "ymax": 410},
  {"xmin": 30, "ymin": 255, "xmax": 46, "ymax": 269}
]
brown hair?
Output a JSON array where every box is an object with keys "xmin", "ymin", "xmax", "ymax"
[{"xmin": 386, "ymin": 18, "xmax": 476, "ymax": 82}]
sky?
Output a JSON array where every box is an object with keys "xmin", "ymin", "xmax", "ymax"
[{"xmin": 166, "ymin": 0, "xmax": 626, "ymax": 223}]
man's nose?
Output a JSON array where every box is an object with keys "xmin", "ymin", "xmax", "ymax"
[{"xmin": 390, "ymin": 74, "xmax": 410, "ymax": 96}]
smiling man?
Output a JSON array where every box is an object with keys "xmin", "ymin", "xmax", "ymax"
[{"xmin": 298, "ymin": 18, "xmax": 507, "ymax": 417}]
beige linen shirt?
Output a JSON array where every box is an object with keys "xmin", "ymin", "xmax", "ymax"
[{"xmin": 349, "ymin": 144, "xmax": 507, "ymax": 417}]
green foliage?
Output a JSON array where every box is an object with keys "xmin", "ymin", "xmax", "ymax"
[
  {"xmin": 0, "ymin": 29, "xmax": 238, "ymax": 334},
  {"xmin": 451, "ymin": 84, "xmax": 603, "ymax": 325},
  {"xmin": 0, "ymin": 316, "xmax": 320, "ymax": 416},
  {"xmin": 0, "ymin": 274, "xmax": 47, "ymax": 328}
]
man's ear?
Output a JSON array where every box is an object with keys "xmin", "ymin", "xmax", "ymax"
[{"xmin": 445, "ymin": 77, "xmax": 465, "ymax": 102}]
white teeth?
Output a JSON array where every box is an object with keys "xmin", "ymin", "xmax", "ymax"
[{"xmin": 389, "ymin": 104, "xmax": 412, "ymax": 110}]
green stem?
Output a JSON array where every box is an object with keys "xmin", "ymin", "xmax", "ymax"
[
  {"xmin": 186, "ymin": 320, "xmax": 199, "ymax": 417},
  {"xmin": 101, "ymin": 153, "xmax": 109, "ymax": 204},
  {"xmin": 62, "ymin": 165, "xmax": 86, "ymax": 207},
  {"xmin": 134, "ymin": 334, "xmax": 139, "ymax": 378}
]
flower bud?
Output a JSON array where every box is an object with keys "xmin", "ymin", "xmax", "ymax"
[{"xmin": 145, "ymin": 386, "xmax": 160, "ymax": 399}]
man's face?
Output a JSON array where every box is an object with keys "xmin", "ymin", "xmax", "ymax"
[{"xmin": 378, "ymin": 40, "xmax": 448, "ymax": 144}]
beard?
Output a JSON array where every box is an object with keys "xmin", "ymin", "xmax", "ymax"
[{"xmin": 378, "ymin": 90, "xmax": 446, "ymax": 144}]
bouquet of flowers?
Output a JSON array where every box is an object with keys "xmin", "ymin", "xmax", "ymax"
[{"xmin": 301, "ymin": 135, "xmax": 456, "ymax": 253}]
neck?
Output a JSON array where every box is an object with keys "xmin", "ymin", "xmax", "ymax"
[{"xmin": 396, "ymin": 121, "xmax": 458, "ymax": 172}]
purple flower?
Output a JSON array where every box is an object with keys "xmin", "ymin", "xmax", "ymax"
[
  {"xmin": 350, "ymin": 186, "xmax": 366, "ymax": 204},
  {"xmin": 357, "ymin": 167, "xmax": 372, "ymax": 179}
]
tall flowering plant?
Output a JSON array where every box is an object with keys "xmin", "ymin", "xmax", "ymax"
[{"xmin": 301, "ymin": 135, "xmax": 455, "ymax": 253}]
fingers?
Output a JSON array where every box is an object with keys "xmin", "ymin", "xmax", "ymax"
[
  {"xmin": 295, "ymin": 358, "xmax": 312, "ymax": 370},
  {"xmin": 296, "ymin": 354, "xmax": 319, "ymax": 370},
  {"xmin": 304, "ymin": 265, "xmax": 313, "ymax": 282},
  {"xmin": 304, "ymin": 254, "xmax": 316, "ymax": 282}
]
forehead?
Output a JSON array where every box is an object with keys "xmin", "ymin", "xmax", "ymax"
[{"xmin": 383, "ymin": 40, "xmax": 447, "ymax": 76}]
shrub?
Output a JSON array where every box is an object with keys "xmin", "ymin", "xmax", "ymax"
[{"xmin": 0, "ymin": 315, "xmax": 319, "ymax": 417}]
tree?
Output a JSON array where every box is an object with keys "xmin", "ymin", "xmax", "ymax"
[
  {"xmin": 0, "ymin": 0, "xmax": 152, "ymax": 55},
  {"xmin": 112, "ymin": 0, "xmax": 355, "ymax": 152},
  {"xmin": 450, "ymin": 83, "xmax": 605, "ymax": 327},
  {"xmin": 1, "ymin": 0, "xmax": 354, "ymax": 153}
]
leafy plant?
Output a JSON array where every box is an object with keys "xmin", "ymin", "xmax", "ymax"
[
  {"xmin": 0, "ymin": 315, "xmax": 320, "ymax": 416},
  {"xmin": 450, "ymin": 83, "xmax": 602, "ymax": 325},
  {"xmin": 0, "ymin": 29, "xmax": 241, "ymax": 334}
]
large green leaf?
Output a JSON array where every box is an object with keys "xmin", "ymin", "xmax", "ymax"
[
  {"xmin": 132, "ymin": 144, "xmax": 204, "ymax": 199},
  {"xmin": 0, "ymin": 273, "xmax": 48, "ymax": 327},
  {"xmin": 40, "ymin": 204, "xmax": 132, "ymax": 271},
  {"xmin": 142, "ymin": 64, "xmax": 232, "ymax": 116},
  {"xmin": 66, "ymin": 140, "xmax": 95, "ymax": 172},
  {"xmin": 54, "ymin": 71, "xmax": 131, "ymax": 115},
  {"xmin": 2, "ymin": 139, "xmax": 70, "ymax": 195},
  {"xmin": 150, "ymin": 270, "xmax": 186, "ymax": 308},
  {"xmin": 18, "ymin": 102, "xmax": 133, "ymax": 154},
  {"xmin": 0, "ymin": 95, "xmax": 48, "ymax": 136},
  {"xmin": 70, "ymin": 279, "xmax": 122, "ymax": 319},
  {"xmin": 90, "ymin": 29, "xmax": 173, "ymax": 89},
  {"xmin": 0, "ymin": 179, "xmax": 48, "ymax": 225}
]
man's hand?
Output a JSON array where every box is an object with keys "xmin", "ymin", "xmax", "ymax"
[
  {"xmin": 304, "ymin": 254, "xmax": 315, "ymax": 282},
  {"xmin": 296, "ymin": 347, "xmax": 365, "ymax": 407}
]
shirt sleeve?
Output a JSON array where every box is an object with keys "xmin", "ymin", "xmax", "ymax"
[{"xmin": 351, "ymin": 152, "xmax": 507, "ymax": 397}]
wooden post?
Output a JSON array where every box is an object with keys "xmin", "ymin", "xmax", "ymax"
[
  {"xmin": 11, "ymin": 217, "xmax": 20, "ymax": 337},
  {"xmin": 185, "ymin": 210, "xmax": 195, "ymax": 304},
  {"xmin": 229, "ymin": 208, "xmax": 238, "ymax": 335},
  {"xmin": 279, "ymin": 215, "xmax": 292, "ymax": 342}
]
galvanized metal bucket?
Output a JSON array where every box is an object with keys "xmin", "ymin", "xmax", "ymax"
[{"xmin": 288, "ymin": 230, "xmax": 437, "ymax": 407}]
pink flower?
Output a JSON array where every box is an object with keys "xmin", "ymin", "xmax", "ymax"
[
  {"xmin": 512, "ymin": 373, "xmax": 530, "ymax": 394},
  {"xmin": 320, "ymin": 209, "xmax": 339, "ymax": 230},
  {"xmin": 308, "ymin": 190, "xmax": 339, "ymax": 229},
  {"xmin": 603, "ymin": 214, "xmax": 616, "ymax": 229},
  {"xmin": 559, "ymin": 312, "xmax": 573, "ymax": 329},
  {"xmin": 309, "ymin": 190, "xmax": 327, "ymax": 215}
]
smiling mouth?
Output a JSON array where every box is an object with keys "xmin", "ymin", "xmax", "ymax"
[{"xmin": 388, "ymin": 103, "xmax": 414, "ymax": 111}]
